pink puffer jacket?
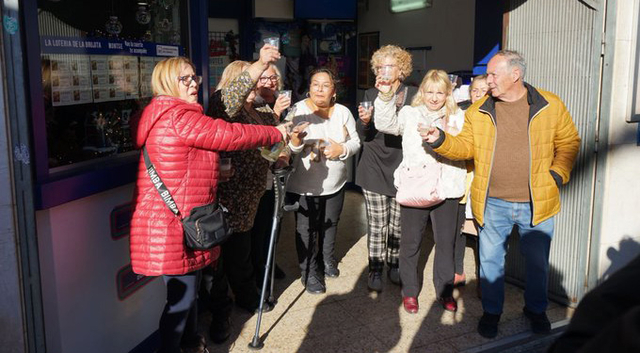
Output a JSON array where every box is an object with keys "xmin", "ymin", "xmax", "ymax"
[{"xmin": 130, "ymin": 96, "xmax": 282, "ymax": 276}]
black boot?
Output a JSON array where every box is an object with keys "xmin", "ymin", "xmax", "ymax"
[
  {"xmin": 301, "ymin": 274, "xmax": 326, "ymax": 294},
  {"xmin": 209, "ymin": 315, "xmax": 230, "ymax": 344},
  {"xmin": 181, "ymin": 333, "xmax": 208, "ymax": 352},
  {"xmin": 477, "ymin": 312, "xmax": 501, "ymax": 338},
  {"xmin": 324, "ymin": 260, "xmax": 340, "ymax": 278},
  {"xmin": 523, "ymin": 307, "xmax": 551, "ymax": 334},
  {"xmin": 387, "ymin": 266, "xmax": 401, "ymax": 285},
  {"xmin": 368, "ymin": 271, "xmax": 383, "ymax": 292}
]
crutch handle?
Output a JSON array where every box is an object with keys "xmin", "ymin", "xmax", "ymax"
[
  {"xmin": 272, "ymin": 165, "xmax": 294, "ymax": 176},
  {"xmin": 283, "ymin": 201, "xmax": 299, "ymax": 212}
]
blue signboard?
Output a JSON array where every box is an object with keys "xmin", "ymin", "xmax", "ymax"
[
  {"xmin": 40, "ymin": 36, "xmax": 184, "ymax": 57},
  {"xmin": 294, "ymin": 0, "xmax": 356, "ymax": 19}
]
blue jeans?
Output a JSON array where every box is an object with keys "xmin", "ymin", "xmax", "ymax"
[{"xmin": 479, "ymin": 197, "xmax": 554, "ymax": 315}]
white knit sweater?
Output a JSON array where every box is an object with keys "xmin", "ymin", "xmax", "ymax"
[
  {"xmin": 286, "ymin": 101, "xmax": 361, "ymax": 196},
  {"xmin": 374, "ymin": 97, "xmax": 467, "ymax": 199}
]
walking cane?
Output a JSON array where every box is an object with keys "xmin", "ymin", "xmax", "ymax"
[{"xmin": 249, "ymin": 166, "xmax": 298, "ymax": 350}]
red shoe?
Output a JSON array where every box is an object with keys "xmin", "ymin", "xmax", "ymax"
[
  {"xmin": 403, "ymin": 296, "xmax": 419, "ymax": 314},
  {"xmin": 438, "ymin": 296, "xmax": 458, "ymax": 312}
]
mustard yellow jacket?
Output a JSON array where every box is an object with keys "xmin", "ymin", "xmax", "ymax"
[{"xmin": 432, "ymin": 83, "xmax": 581, "ymax": 226}]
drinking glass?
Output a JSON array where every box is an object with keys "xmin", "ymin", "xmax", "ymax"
[
  {"xmin": 219, "ymin": 158, "xmax": 232, "ymax": 179},
  {"xmin": 220, "ymin": 157, "xmax": 231, "ymax": 169},
  {"xmin": 287, "ymin": 120, "xmax": 309, "ymax": 134},
  {"xmin": 263, "ymin": 37, "xmax": 280, "ymax": 49},
  {"xmin": 279, "ymin": 90, "xmax": 292, "ymax": 99},
  {"xmin": 360, "ymin": 101, "xmax": 373, "ymax": 111},
  {"xmin": 448, "ymin": 74, "xmax": 459, "ymax": 87},
  {"xmin": 313, "ymin": 139, "xmax": 331, "ymax": 162},
  {"xmin": 378, "ymin": 66, "xmax": 394, "ymax": 84},
  {"xmin": 260, "ymin": 141, "xmax": 285, "ymax": 162}
]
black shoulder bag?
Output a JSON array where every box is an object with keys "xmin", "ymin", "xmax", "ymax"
[{"xmin": 143, "ymin": 146, "xmax": 232, "ymax": 250}]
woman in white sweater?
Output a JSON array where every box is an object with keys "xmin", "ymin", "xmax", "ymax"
[
  {"xmin": 287, "ymin": 68, "xmax": 361, "ymax": 294},
  {"xmin": 374, "ymin": 69, "xmax": 466, "ymax": 314}
]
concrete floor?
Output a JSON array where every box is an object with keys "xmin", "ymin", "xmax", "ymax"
[{"xmin": 200, "ymin": 190, "xmax": 572, "ymax": 353}]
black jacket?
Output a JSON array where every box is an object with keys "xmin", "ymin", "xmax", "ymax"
[{"xmin": 355, "ymin": 84, "xmax": 417, "ymax": 196}]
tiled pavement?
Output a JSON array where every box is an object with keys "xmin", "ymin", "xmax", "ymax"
[{"xmin": 200, "ymin": 190, "xmax": 572, "ymax": 353}]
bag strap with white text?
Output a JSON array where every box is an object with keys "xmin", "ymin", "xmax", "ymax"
[{"xmin": 142, "ymin": 146, "xmax": 182, "ymax": 218}]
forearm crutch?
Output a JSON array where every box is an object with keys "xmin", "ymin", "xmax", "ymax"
[{"xmin": 249, "ymin": 166, "xmax": 297, "ymax": 350}]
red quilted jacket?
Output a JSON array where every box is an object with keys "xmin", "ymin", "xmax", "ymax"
[{"xmin": 130, "ymin": 96, "xmax": 282, "ymax": 276}]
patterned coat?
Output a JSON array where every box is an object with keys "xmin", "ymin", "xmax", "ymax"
[
  {"xmin": 129, "ymin": 95, "xmax": 282, "ymax": 276},
  {"xmin": 208, "ymin": 71, "xmax": 279, "ymax": 233}
]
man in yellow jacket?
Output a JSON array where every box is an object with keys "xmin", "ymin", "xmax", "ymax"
[{"xmin": 422, "ymin": 50, "xmax": 581, "ymax": 339}]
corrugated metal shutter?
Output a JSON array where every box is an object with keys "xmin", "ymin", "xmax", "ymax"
[
  {"xmin": 38, "ymin": 10, "xmax": 82, "ymax": 36},
  {"xmin": 503, "ymin": 0, "xmax": 602, "ymax": 306}
]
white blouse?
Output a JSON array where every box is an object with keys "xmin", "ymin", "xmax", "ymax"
[{"xmin": 286, "ymin": 101, "xmax": 361, "ymax": 196}]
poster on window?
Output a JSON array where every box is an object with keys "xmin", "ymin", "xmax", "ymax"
[
  {"xmin": 90, "ymin": 56, "xmax": 109, "ymax": 102},
  {"xmin": 140, "ymin": 56, "xmax": 163, "ymax": 98},
  {"xmin": 209, "ymin": 55, "xmax": 230, "ymax": 95},
  {"xmin": 92, "ymin": 55, "xmax": 127, "ymax": 102},
  {"xmin": 123, "ymin": 56, "xmax": 140, "ymax": 99},
  {"xmin": 48, "ymin": 54, "xmax": 92, "ymax": 106}
]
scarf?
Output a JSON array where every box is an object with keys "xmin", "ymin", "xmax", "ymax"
[
  {"xmin": 416, "ymin": 105, "xmax": 460, "ymax": 135},
  {"xmin": 395, "ymin": 86, "xmax": 408, "ymax": 111}
]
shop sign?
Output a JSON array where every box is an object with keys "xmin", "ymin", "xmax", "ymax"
[{"xmin": 40, "ymin": 36, "xmax": 183, "ymax": 57}]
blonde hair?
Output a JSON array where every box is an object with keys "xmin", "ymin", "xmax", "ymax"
[
  {"xmin": 412, "ymin": 69, "xmax": 459, "ymax": 117},
  {"xmin": 216, "ymin": 60, "xmax": 250, "ymax": 90},
  {"xmin": 151, "ymin": 56, "xmax": 195, "ymax": 97},
  {"xmin": 370, "ymin": 45, "xmax": 413, "ymax": 81}
]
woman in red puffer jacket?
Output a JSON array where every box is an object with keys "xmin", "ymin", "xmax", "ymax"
[{"xmin": 130, "ymin": 56, "xmax": 287, "ymax": 353}]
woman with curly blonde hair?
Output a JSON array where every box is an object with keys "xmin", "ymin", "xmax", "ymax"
[
  {"xmin": 370, "ymin": 45, "xmax": 413, "ymax": 82},
  {"xmin": 356, "ymin": 45, "xmax": 418, "ymax": 292},
  {"xmin": 373, "ymin": 69, "xmax": 467, "ymax": 314}
]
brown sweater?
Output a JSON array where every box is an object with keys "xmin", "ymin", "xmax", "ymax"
[{"xmin": 488, "ymin": 94, "xmax": 531, "ymax": 202}]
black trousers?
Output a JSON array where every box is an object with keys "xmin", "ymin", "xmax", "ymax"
[
  {"xmin": 399, "ymin": 198, "xmax": 460, "ymax": 298},
  {"xmin": 251, "ymin": 189, "xmax": 278, "ymax": 285},
  {"xmin": 207, "ymin": 230, "xmax": 259, "ymax": 316},
  {"xmin": 454, "ymin": 203, "xmax": 467, "ymax": 275},
  {"xmin": 289, "ymin": 188, "xmax": 345, "ymax": 279},
  {"xmin": 159, "ymin": 270, "xmax": 201, "ymax": 353}
]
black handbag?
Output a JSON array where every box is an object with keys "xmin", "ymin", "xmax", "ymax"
[{"xmin": 143, "ymin": 146, "xmax": 232, "ymax": 250}]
